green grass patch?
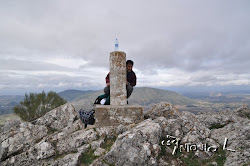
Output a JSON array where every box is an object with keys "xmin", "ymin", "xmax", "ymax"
[
  {"xmin": 79, "ymin": 135, "xmax": 117, "ymax": 165},
  {"xmin": 159, "ymin": 137, "xmax": 167, "ymax": 157},
  {"xmin": 53, "ymin": 150, "xmax": 78, "ymax": 160},
  {"xmin": 54, "ymin": 151, "xmax": 67, "ymax": 160},
  {"xmin": 96, "ymin": 133, "xmax": 100, "ymax": 140},
  {"xmin": 47, "ymin": 127, "xmax": 59, "ymax": 135},
  {"xmin": 209, "ymin": 123, "xmax": 227, "ymax": 130},
  {"xmin": 34, "ymin": 138, "xmax": 43, "ymax": 144},
  {"xmin": 101, "ymin": 136, "xmax": 117, "ymax": 152},
  {"xmin": 80, "ymin": 148, "xmax": 98, "ymax": 165},
  {"xmin": 214, "ymin": 147, "xmax": 226, "ymax": 166},
  {"xmin": 159, "ymin": 141, "xmax": 166, "ymax": 156},
  {"xmin": 244, "ymin": 113, "xmax": 250, "ymax": 119},
  {"xmin": 181, "ymin": 152, "xmax": 201, "ymax": 166},
  {"xmin": 201, "ymin": 147, "xmax": 226, "ymax": 166},
  {"xmin": 209, "ymin": 120, "xmax": 233, "ymax": 130}
]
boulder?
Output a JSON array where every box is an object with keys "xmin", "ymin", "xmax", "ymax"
[
  {"xmin": 211, "ymin": 119, "xmax": 250, "ymax": 166},
  {"xmin": 54, "ymin": 129, "xmax": 97, "ymax": 154},
  {"xmin": 144, "ymin": 102, "xmax": 181, "ymax": 120},
  {"xmin": 197, "ymin": 110, "xmax": 235, "ymax": 129},
  {"xmin": 0, "ymin": 120, "xmax": 48, "ymax": 161},
  {"xmin": 30, "ymin": 139, "xmax": 56, "ymax": 160},
  {"xmin": 116, "ymin": 124, "xmax": 128, "ymax": 135},
  {"xmin": 55, "ymin": 152, "xmax": 83, "ymax": 166},
  {"xmin": 153, "ymin": 111, "xmax": 213, "ymax": 159},
  {"xmin": 33, "ymin": 103, "xmax": 77, "ymax": 130},
  {"xmin": 91, "ymin": 139, "xmax": 105, "ymax": 150},
  {"xmin": 103, "ymin": 119, "xmax": 161, "ymax": 166},
  {"xmin": 234, "ymin": 104, "xmax": 250, "ymax": 119},
  {"xmin": 96, "ymin": 126, "xmax": 116, "ymax": 139}
]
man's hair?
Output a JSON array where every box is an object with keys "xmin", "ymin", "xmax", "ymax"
[{"xmin": 126, "ymin": 60, "xmax": 134, "ymax": 66}]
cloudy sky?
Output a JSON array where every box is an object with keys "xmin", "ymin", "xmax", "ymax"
[{"xmin": 0, "ymin": 0, "xmax": 250, "ymax": 95}]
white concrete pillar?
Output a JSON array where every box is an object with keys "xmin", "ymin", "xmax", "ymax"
[{"xmin": 109, "ymin": 51, "xmax": 127, "ymax": 105}]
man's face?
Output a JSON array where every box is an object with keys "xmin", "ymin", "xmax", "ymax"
[{"xmin": 127, "ymin": 64, "xmax": 133, "ymax": 72}]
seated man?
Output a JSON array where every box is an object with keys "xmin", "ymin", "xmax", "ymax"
[{"xmin": 104, "ymin": 60, "xmax": 137, "ymax": 98}]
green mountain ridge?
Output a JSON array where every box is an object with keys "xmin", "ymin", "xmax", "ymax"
[
  {"xmin": 58, "ymin": 89, "xmax": 94, "ymax": 101},
  {"xmin": 129, "ymin": 87, "xmax": 195, "ymax": 105},
  {"xmin": 70, "ymin": 87, "xmax": 196, "ymax": 111},
  {"xmin": 0, "ymin": 87, "xmax": 195, "ymax": 116}
]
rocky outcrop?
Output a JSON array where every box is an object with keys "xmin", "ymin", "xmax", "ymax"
[
  {"xmin": 234, "ymin": 104, "xmax": 250, "ymax": 119},
  {"xmin": 211, "ymin": 119, "xmax": 250, "ymax": 166},
  {"xmin": 103, "ymin": 119, "xmax": 162, "ymax": 165},
  {"xmin": 0, "ymin": 120, "xmax": 48, "ymax": 161},
  {"xmin": 0, "ymin": 103, "xmax": 89, "ymax": 166},
  {"xmin": 152, "ymin": 106, "xmax": 214, "ymax": 160},
  {"xmin": 197, "ymin": 105, "xmax": 250, "ymax": 166},
  {"xmin": 0, "ymin": 102, "xmax": 249, "ymax": 166},
  {"xmin": 144, "ymin": 102, "xmax": 181, "ymax": 120},
  {"xmin": 196, "ymin": 104, "xmax": 250, "ymax": 128},
  {"xmin": 32, "ymin": 103, "xmax": 78, "ymax": 130}
]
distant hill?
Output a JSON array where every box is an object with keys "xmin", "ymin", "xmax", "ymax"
[
  {"xmin": 58, "ymin": 89, "xmax": 94, "ymax": 101},
  {"xmin": 0, "ymin": 87, "xmax": 196, "ymax": 116},
  {"xmin": 70, "ymin": 90, "xmax": 105, "ymax": 111},
  {"xmin": 0, "ymin": 95, "xmax": 24, "ymax": 115},
  {"xmin": 129, "ymin": 87, "xmax": 195, "ymax": 105},
  {"xmin": 70, "ymin": 87, "xmax": 196, "ymax": 111}
]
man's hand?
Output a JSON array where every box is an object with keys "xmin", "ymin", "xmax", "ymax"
[
  {"xmin": 126, "ymin": 81, "xmax": 129, "ymax": 85},
  {"xmin": 106, "ymin": 83, "xmax": 110, "ymax": 87}
]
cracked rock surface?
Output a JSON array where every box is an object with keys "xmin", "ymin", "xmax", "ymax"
[{"xmin": 0, "ymin": 102, "xmax": 249, "ymax": 166}]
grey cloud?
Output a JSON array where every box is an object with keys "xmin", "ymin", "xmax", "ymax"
[
  {"xmin": 190, "ymin": 75, "xmax": 219, "ymax": 83},
  {"xmin": 0, "ymin": 71, "xmax": 105, "ymax": 95},
  {"xmin": 0, "ymin": 59, "xmax": 74, "ymax": 71},
  {"xmin": 1, "ymin": 0, "xmax": 250, "ymax": 94}
]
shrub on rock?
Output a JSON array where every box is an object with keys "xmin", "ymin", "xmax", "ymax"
[{"xmin": 13, "ymin": 91, "xmax": 67, "ymax": 122}]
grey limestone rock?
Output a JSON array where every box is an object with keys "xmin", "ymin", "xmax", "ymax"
[
  {"xmin": 55, "ymin": 129, "xmax": 97, "ymax": 154},
  {"xmin": 30, "ymin": 139, "xmax": 56, "ymax": 160},
  {"xmin": 155, "ymin": 111, "xmax": 213, "ymax": 160},
  {"xmin": 0, "ymin": 103, "xmax": 93, "ymax": 166},
  {"xmin": 103, "ymin": 119, "xmax": 161, "ymax": 166},
  {"xmin": 196, "ymin": 110, "xmax": 234, "ymax": 129},
  {"xmin": 91, "ymin": 139, "xmax": 105, "ymax": 150},
  {"xmin": 158, "ymin": 157, "xmax": 170, "ymax": 166},
  {"xmin": 144, "ymin": 102, "xmax": 181, "ymax": 120},
  {"xmin": 33, "ymin": 103, "xmax": 77, "ymax": 130},
  {"xmin": 54, "ymin": 152, "xmax": 83, "ymax": 166},
  {"xmin": 89, "ymin": 160, "xmax": 109, "ymax": 166},
  {"xmin": 234, "ymin": 104, "xmax": 250, "ymax": 119},
  {"xmin": 94, "ymin": 147, "xmax": 106, "ymax": 156},
  {"xmin": 96, "ymin": 126, "xmax": 116, "ymax": 139},
  {"xmin": 0, "ymin": 120, "xmax": 48, "ymax": 162},
  {"xmin": 211, "ymin": 119, "xmax": 250, "ymax": 166},
  {"xmin": 1, "ymin": 101, "xmax": 250, "ymax": 166},
  {"xmin": 115, "ymin": 124, "xmax": 128, "ymax": 135},
  {"xmin": 196, "ymin": 104, "xmax": 250, "ymax": 165},
  {"xmin": 211, "ymin": 161, "xmax": 218, "ymax": 166}
]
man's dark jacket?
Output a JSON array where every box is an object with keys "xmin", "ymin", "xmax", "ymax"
[{"xmin": 105, "ymin": 71, "xmax": 137, "ymax": 87}]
